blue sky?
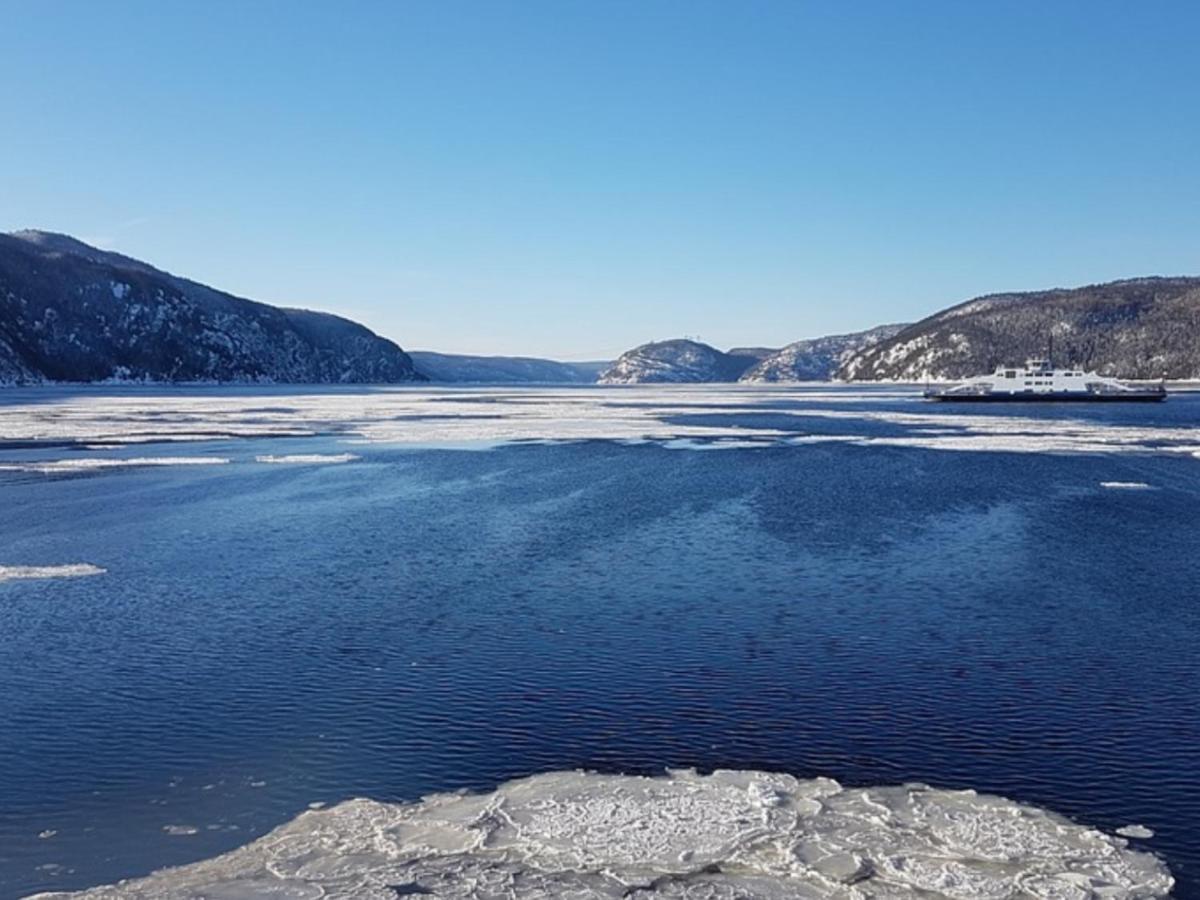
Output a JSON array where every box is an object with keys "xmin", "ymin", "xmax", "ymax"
[{"xmin": 3, "ymin": 1, "xmax": 1198, "ymax": 359}]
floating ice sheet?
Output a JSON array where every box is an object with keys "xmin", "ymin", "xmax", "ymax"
[
  {"xmin": 1117, "ymin": 825, "xmax": 1156, "ymax": 840},
  {"xmin": 0, "ymin": 385, "xmax": 1197, "ymax": 459},
  {"xmin": 31, "ymin": 770, "xmax": 1173, "ymax": 899},
  {"xmin": 0, "ymin": 564, "xmax": 106, "ymax": 582},
  {"xmin": 255, "ymin": 453, "xmax": 360, "ymax": 464},
  {"xmin": 0, "ymin": 457, "xmax": 229, "ymax": 474}
]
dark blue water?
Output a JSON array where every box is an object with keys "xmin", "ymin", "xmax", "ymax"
[{"xmin": 1, "ymin": 388, "xmax": 1198, "ymax": 898}]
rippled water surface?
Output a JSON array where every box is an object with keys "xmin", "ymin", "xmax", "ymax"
[{"xmin": 1, "ymin": 385, "xmax": 1198, "ymax": 898}]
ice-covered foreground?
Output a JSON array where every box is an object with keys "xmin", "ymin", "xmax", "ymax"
[{"xmin": 34, "ymin": 770, "xmax": 1172, "ymax": 899}]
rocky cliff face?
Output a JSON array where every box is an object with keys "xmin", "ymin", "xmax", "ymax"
[
  {"xmin": 841, "ymin": 277, "xmax": 1200, "ymax": 381},
  {"xmin": 410, "ymin": 351, "xmax": 607, "ymax": 384},
  {"xmin": 740, "ymin": 324, "xmax": 907, "ymax": 382},
  {"xmin": 0, "ymin": 331, "xmax": 37, "ymax": 383},
  {"xmin": 0, "ymin": 231, "xmax": 423, "ymax": 385},
  {"xmin": 597, "ymin": 340, "xmax": 760, "ymax": 384}
]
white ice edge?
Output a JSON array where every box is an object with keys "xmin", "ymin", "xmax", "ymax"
[
  {"xmin": 0, "ymin": 564, "xmax": 106, "ymax": 583},
  {"xmin": 254, "ymin": 453, "xmax": 360, "ymax": 464},
  {"xmin": 30, "ymin": 769, "xmax": 1173, "ymax": 899},
  {"xmin": 1117, "ymin": 824, "xmax": 1156, "ymax": 839},
  {"xmin": 0, "ymin": 457, "xmax": 229, "ymax": 473}
]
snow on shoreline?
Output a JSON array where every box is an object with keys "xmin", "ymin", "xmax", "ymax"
[{"xmin": 28, "ymin": 769, "xmax": 1173, "ymax": 899}]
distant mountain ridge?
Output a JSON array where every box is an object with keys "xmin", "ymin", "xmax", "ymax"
[
  {"xmin": 598, "ymin": 325, "xmax": 906, "ymax": 384},
  {"xmin": 600, "ymin": 276, "xmax": 1200, "ymax": 384},
  {"xmin": 4, "ymin": 232, "xmax": 1196, "ymax": 386},
  {"xmin": 0, "ymin": 231, "xmax": 424, "ymax": 385},
  {"xmin": 598, "ymin": 339, "xmax": 767, "ymax": 384},
  {"xmin": 843, "ymin": 277, "xmax": 1200, "ymax": 381},
  {"xmin": 410, "ymin": 351, "xmax": 606, "ymax": 384}
]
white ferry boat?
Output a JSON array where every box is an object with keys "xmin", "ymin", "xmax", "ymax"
[{"xmin": 924, "ymin": 358, "xmax": 1167, "ymax": 402}]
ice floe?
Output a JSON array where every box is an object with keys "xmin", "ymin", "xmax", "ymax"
[
  {"xmin": 29, "ymin": 769, "xmax": 1173, "ymax": 899},
  {"xmin": 1117, "ymin": 824, "xmax": 1156, "ymax": 839},
  {"xmin": 255, "ymin": 453, "xmax": 359, "ymax": 464},
  {"xmin": 660, "ymin": 438, "xmax": 777, "ymax": 451},
  {"xmin": 0, "ymin": 564, "xmax": 106, "ymax": 582},
  {"xmin": 0, "ymin": 457, "xmax": 229, "ymax": 474}
]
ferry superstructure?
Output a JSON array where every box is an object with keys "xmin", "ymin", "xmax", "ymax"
[{"xmin": 924, "ymin": 359, "xmax": 1166, "ymax": 402}]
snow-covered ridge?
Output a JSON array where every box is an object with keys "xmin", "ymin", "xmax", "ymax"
[
  {"xmin": 30, "ymin": 769, "xmax": 1172, "ymax": 898},
  {"xmin": 741, "ymin": 324, "xmax": 908, "ymax": 382},
  {"xmin": 598, "ymin": 339, "xmax": 763, "ymax": 384},
  {"xmin": 0, "ymin": 230, "xmax": 425, "ymax": 386},
  {"xmin": 598, "ymin": 328, "xmax": 909, "ymax": 386},
  {"xmin": 845, "ymin": 277, "xmax": 1200, "ymax": 381}
]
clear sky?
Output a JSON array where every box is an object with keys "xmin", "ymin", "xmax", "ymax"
[{"xmin": 2, "ymin": 1, "xmax": 1198, "ymax": 359}]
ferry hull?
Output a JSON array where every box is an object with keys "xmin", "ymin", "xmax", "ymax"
[{"xmin": 925, "ymin": 391, "xmax": 1166, "ymax": 403}]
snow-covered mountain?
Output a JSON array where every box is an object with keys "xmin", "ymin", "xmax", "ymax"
[
  {"xmin": 740, "ymin": 324, "xmax": 907, "ymax": 382},
  {"xmin": 842, "ymin": 277, "xmax": 1200, "ymax": 381},
  {"xmin": 0, "ymin": 231, "xmax": 424, "ymax": 385},
  {"xmin": 8, "ymin": 233, "xmax": 1195, "ymax": 388},
  {"xmin": 410, "ymin": 351, "xmax": 607, "ymax": 384},
  {"xmin": 597, "ymin": 340, "xmax": 766, "ymax": 384}
]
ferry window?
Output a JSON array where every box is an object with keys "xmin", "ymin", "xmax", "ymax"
[{"xmin": 1005, "ymin": 370, "xmax": 1016, "ymax": 378}]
